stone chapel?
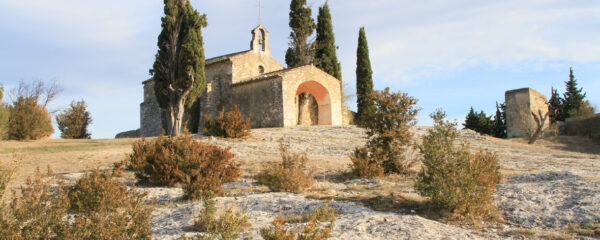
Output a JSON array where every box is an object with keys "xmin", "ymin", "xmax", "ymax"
[{"xmin": 140, "ymin": 25, "xmax": 343, "ymax": 137}]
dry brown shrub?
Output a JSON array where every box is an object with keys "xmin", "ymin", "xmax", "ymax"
[
  {"xmin": 260, "ymin": 203, "xmax": 336, "ymax": 240},
  {"xmin": 56, "ymin": 100, "xmax": 92, "ymax": 139},
  {"xmin": 416, "ymin": 110, "xmax": 501, "ymax": 219},
  {"xmin": 203, "ymin": 105, "xmax": 251, "ymax": 138},
  {"xmin": 126, "ymin": 134, "xmax": 240, "ymax": 199},
  {"xmin": 0, "ymin": 160, "xmax": 17, "ymax": 202},
  {"xmin": 349, "ymin": 147, "xmax": 384, "ymax": 178},
  {"xmin": 8, "ymin": 96, "xmax": 53, "ymax": 140},
  {"xmin": 0, "ymin": 168, "xmax": 153, "ymax": 239},
  {"xmin": 67, "ymin": 169, "xmax": 153, "ymax": 239},
  {"xmin": 256, "ymin": 141, "xmax": 312, "ymax": 193}
]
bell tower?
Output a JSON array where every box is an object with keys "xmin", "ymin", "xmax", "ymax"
[{"xmin": 250, "ymin": 25, "xmax": 270, "ymax": 54}]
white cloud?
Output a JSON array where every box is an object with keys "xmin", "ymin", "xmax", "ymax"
[{"xmin": 330, "ymin": 0, "xmax": 600, "ymax": 83}]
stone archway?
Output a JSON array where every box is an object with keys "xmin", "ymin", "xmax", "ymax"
[{"xmin": 295, "ymin": 81, "xmax": 332, "ymax": 125}]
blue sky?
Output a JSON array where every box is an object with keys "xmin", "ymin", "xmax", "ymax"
[{"xmin": 0, "ymin": 0, "xmax": 599, "ymax": 139}]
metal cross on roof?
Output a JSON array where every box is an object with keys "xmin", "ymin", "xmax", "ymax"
[{"xmin": 257, "ymin": 0, "xmax": 264, "ymax": 25}]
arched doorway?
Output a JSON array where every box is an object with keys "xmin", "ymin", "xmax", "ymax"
[
  {"xmin": 295, "ymin": 81, "xmax": 332, "ymax": 125},
  {"xmin": 298, "ymin": 92, "xmax": 318, "ymax": 125}
]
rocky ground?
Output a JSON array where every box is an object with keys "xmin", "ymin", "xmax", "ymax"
[{"xmin": 58, "ymin": 126, "xmax": 600, "ymax": 239}]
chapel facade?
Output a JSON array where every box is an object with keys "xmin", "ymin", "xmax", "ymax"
[{"xmin": 140, "ymin": 25, "xmax": 343, "ymax": 137}]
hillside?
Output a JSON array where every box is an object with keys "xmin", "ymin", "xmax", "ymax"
[{"xmin": 1, "ymin": 126, "xmax": 599, "ymax": 239}]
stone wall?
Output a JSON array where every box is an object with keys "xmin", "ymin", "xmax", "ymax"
[
  {"xmin": 505, "ymin": 88, "xmax": 550, "ymax": 138},
  {"xmin": 198, "ymin": 61, "xmax": 234, "ymax": 132},
  {"xmin": 564, "ymin": 114, "xmax": 600, "ymax": 139},
  {"xmin": 232, "ymin": 78, "xmax": 284, "ymax": 128},
  {"xmin": 230, "ymin": 51, "xmax": 284, "ymax": 84},
  {"xmin": 280, "ymin": 65, "xmax": 343, "ymax": 127},
  {"xmin": 140, "ymin": 80, "xmax": 165, "ymax": 137}
]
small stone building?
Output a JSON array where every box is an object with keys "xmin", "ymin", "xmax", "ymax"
[
  {"xmin": 140, "ymin": 25, "xmax": 343, "ymax": 137},
  {"xmin": 505, "ymin": 88, "xmax": 550, "ymax": 138}
]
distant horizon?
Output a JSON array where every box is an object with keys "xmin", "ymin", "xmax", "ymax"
[{"xmin": 1, "ymin": 0, "xmax": 598, "ymax": 139}]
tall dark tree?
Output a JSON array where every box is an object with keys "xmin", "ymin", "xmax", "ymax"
[
  {"xmin": 463, "ymin": 107, "xmax": 478, "ymax": 130},
  {"xmin": 314, "ymin": 2, "xmax": 341, "ymax": 80},
  {"xmin": 548, "ymin": 86, "xmax": 562, "ymax": 123},
  {"xmin": 151, "ymin": 0, "xmax": 207, "ymax": 136},
  {"xmin": 355, "ymin": 27, "xmax": 375, "ymax": 126},
  {"xmin": 560, "ymin": 67, "xmax": 587, "ymax": 120},
  {"xmin": 492, "ymin": 102, "xmax": 506, "ymax": 138},
  {"xmin": 285, "ymin": 0, "xmax": 316, "ymax": 68}
]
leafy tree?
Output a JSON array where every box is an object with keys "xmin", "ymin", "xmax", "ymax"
[
  {"xmin": 314, "ymin": 2, "xmax": 341, "ymax": 80},
  {"xmin": 548, "ymin": 86, "xmax": 562, "ymax": 123},
  {"xmin": 151, "ymin": 0, "xmax": 207, "ymax": 136},
  {"xmin": 56, "ymin": 100, "xmax": 92, "ymax": 139},
  {"xmin": 8, "ymin": 96, "xmax": 53, "ymax": 140},
  {"xmin": 0, "ymin": 84, "xmax": 8, "ymax": 140},
  {"xmin": 350, "ymin": 88, "xmax": 420, "ymax": 176},
  {"xmin": 492, "ymin": 102, "xmax": 506, "ymax": 138},
  {"xmin": 285, "ymin": 0, "xmax": 316, "ymax": 68},
  {"xmin": 355, "ymin": 27, "xmax": 375, "ymax": 126},
  {"xmin": 6, "ymin": 80, "xmax": 60, "ymax": 140},
  {"xmin": 559, "ymin": 67, "xmax": 587, "ymax": 120}
]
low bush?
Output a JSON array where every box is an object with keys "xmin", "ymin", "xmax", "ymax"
[
  {"xmin": 351, "ymin": 88, "xmax": 419, "ymax": 177},
  {"xmin": 56, "ymin": 100, "xmax": 92, "ymax": 139},
  {"xmin": 349, "ymin": 147, "xmax": 384, "ymax": 178},
  {"xmin": 416, "ymin": 110, "xmax": 501, "ymax": 218},
  {"xmin": 256, "ymin": 141, "xmax": 312, "ymax": 193},
  {"xmin": 126, "ymin": 134, "xmax": 240, "ymax": 199},
  {"xmin": 8, "ymin": 96, "xmax": 54, "ymax": 140},
  {"xmin": 67, "ymin": 169, "xmax": 153, "ymax": 239},
  {"xmin": 0, "ymin": 160, "xmax": 17, "ymax": 202},
  {"xmin": 187, "ymin": 195, "xmax": 250, "ymax": 240},
  {"xmin": 0, "ymin": 168, "xmax": 153, "ymax": 239},
  {"xmin": 260, "ymin": 203, "xmax": 336, "ymax": 240},
  {"xmin": 203, "ymin": 105, "xmax": 251, "ymax": 138}
]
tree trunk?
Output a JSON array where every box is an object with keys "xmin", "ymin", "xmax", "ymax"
[{"xmin": 528, "ymin": 110, "xmax": 549, "ymax": 145}]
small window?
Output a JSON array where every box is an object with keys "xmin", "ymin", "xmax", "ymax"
[{"xmin": 258, "ymin": 65, "xmax": 265, "ymax": 74}]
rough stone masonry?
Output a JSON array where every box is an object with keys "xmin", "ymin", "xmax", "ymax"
[{"xmin": 140, "ymin": 25, "xmax": 343, "ymax": 137}]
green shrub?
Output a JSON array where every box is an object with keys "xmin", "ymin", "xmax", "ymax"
[
  {"xmin": 351, "ymin": 87, "xmax": 419, "ymax": 177},
  {"xmin": 188, "ymin": 195, "xmax": 250, "ymax": 240},
  {"xmin": 56, "ymin": 100, "xmax": 92, "ymax": 139},
  {"xmin": 0, "ymin": 168, "xmax": 153, "ymax": 239},
  {"xmin": 260, "ymin": 203, "xmax": 336, "ymax": 240},
  {"xmin": 256, "ymin": 141, "xmax": 312, "ymax": 193},
  {"xmin": 203, "ymin": 105, "xmax": 251, "ymax": 138},
  {"xmin": 126, "ymin": 134, "xmax": 240, "ymax": 199},
  {"xmin": 416, "ymin": 110, "xmax": 501, "ymax": 218},
  {"xmin": 8, "ymin": 96, "xmax": 54, "ymax": 140}
]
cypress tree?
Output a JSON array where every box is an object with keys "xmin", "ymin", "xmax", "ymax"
[
  {"xmin": 150, "ymin": 0, "xmax": 207, "ymax": 136},
  {"xmin": 492, "ymin": 102, "xmax": 506, "ymax": 138},
  {"xmin": 548, "ymin": 86, "xmax": 562, "ymax": 122},
  {"xmin": 285, "ymin": 0, "xmax": 316, "ymax": 68},
  {"xmin": 314, "ymin": 2, "xmax": 341, "ymax": 80},
  {"xmin": 355, "ymin": 27, "xmax": 375, "ymax": 126},
  {"xmin": 463, "ymin": 107, "xmax": 478, "ymax": 130},
  {"xmin": 560, "ymin": 67, "xmax": 586, "ymax": 120}
]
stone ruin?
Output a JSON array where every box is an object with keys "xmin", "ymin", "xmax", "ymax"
[{"xmin": 505, "ymin": 88, "xmax": 550, "ymax": 138}]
